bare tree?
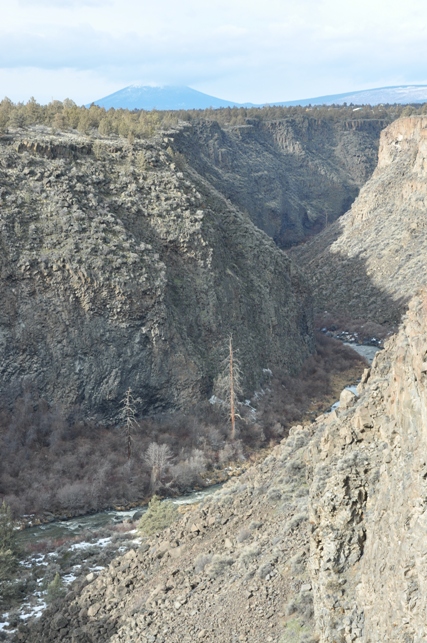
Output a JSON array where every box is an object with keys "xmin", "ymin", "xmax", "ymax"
[
  {"xmin": 144, "ymin": 442, "xmax": 173, "ymax": 493},
  {"xmin": 121, "ymin": 388, "xmax": 138, "ymax": 460},
  {"xmin": 213, "ymin": 335, "xmax": 243, "ymax": 441}
]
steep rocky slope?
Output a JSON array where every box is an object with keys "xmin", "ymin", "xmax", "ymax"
[
  {"xmin": 16, "ymin": 295, "xmax": 427, "ymax": 642},
  {"xmin": 308, "ymin": 294, "xmax": 427, "ymax": 642},
  {"xmin": 290, "ymin": 116, "xmax": 427, "ymax": 325},
  {"xmin": 171, "ymin": 117, "xmax": 386, "ymax": 247},
  {"xmin": 0, "ymin": 128, "xmax": 313, "ymax": 419}
]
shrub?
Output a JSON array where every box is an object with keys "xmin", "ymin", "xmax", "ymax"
[
  {"xmin": 0, "ymin": 548, "xmax": 17, "ymax": 581},
  {"xmin": 205, "ymin": 554, "xmax": 234, "ymax": 578},
  {"xmin": 257, "ymin": 562, "xmax": 273, "ymax": 579},
  {"xmin": 170, "ymin": 449, "xmax": 207, "ymax": 489},
  {"xmin": 47, "ymin": 572, "xmax": 65, "ymax": 603},
  {"xmin": 285, "ymin": 591, "xmax": 314, "ymax": 621},
  {"xmin": 236, "ymin": 528, "xmax": 251, "ymax": 543},
  {"xmin": 290, "ymin": 551, "xmax": 308, "ymax": 576},
  {"xmin": 287, "ymin": 512, "xmax": 309, "ymax": 532},
  {"xmin": 267, "ymin": 488, "xmax": 282, "ymax": 502},
  {"xmin": 238, "ymin": 544, "xmax": 260, "ymax": 567},
  {"xmin": 0, "ymin": 501, "xmax": 16, "ymax": 552},
  {"xmin": 279, "ymin": 618, "xmax": 316, "ymax": 643},
  {"xmin": 0, "ymin": 501, "xmax": 18, "ymax": 581},
  {"xmin": 138, "ymin": 496, "xmax": 178, "ymax": 536},
  {"xmin": 194, "ymin": 553, "xmax": 213, "ymax": 574}
]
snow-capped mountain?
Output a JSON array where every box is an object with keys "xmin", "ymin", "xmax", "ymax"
[
  {"xmin": 90, "ymin": 85, "xmax": 250, "ymax": 110},
  {"xmin": 277, "ymin": 85, "xmax": 427, "ymax": 107}
]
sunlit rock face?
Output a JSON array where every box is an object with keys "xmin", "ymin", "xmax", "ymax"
[
  {"xmin": 309, "ymin": 294, "xmax": 427, "ymax": 643},
  {"xmin": 0, "ymin": 128, "xmax": 313, "ymax": 419}
]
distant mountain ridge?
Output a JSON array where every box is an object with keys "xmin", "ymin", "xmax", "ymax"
[
  {"xmin": 277, "ymin": 85, "xmax": 427, "ymax": 107},
  {"xmin": 90, "ymin": 84, "xmax": 427, "ymax": 111}
]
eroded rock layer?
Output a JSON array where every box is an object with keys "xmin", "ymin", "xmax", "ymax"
[
  {"xmin": 290, "ymin": 116, "xmax": 427, "ymax": 325},
  {"xmin": 0, "ymin": 129, "xmax": 313, "ymax": 418},
  {"xmin": 309, "ymin": 294, "xmax": 427, "ymax": 642}
]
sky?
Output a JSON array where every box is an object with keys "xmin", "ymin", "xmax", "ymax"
[{"xmin": 1, "ymin": 0, "xmax": 427, "ymax": 105}]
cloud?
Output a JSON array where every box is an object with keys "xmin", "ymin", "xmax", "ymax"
[
  {"xmin": 2, "ymin": 0, "xmax": 427, "ymax": 104},
  {"xmin": 18, "ymin": 0, "xmax": 111, "ymax": 6},
  {"xmin": 0, "ymin": 67, "xmax": 119, "ymax": 105},
  {"xmin": 1, "ymin": 13, "xmax": 426, "ymax": 74},
  {"xmin": 0, "ymin": 23, "xmax": 265, "ymax": 72}
]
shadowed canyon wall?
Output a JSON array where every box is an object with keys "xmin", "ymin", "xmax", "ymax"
[
  {"xmin": 290, "ymin": 116, "xmax": 427, "ymax": 325},
  {"xmin": 171, "ymin": 117, "xmax": 385, "ymax": 248}
]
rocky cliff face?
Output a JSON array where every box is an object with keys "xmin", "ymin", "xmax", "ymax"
[
  {"xmin": 290, "ymin": 116, "xmax": 427, "ymax": 325},
  {"xmin": 308, "ymin": 294, "xmax": 427, "ymax": 642},
  {"xmin": 172, "ymin": 117, "xmax": 385, "ymax": 247},
  {"xmin": 0, "ymin": 128, "xmax": 313, "ymax": 419}
]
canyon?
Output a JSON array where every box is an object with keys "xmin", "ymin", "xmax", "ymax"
[
  {"xmin": 172, "ymin": 116, "xmax": 385, "ymax": 247},
  {"xmin": 0, "ymin": 111, "xmax": 389, "ymax": 420},
  {"xmin": 1, "ymin": 112, "xmax": 427, "ymax": 642},
  {"xmin": 15, "ymin": 293, "xmax": 427, "ymax": 643}
]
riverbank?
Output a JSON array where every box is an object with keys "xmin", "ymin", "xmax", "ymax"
[
  {"xmin": 16, "ymin": 338, "xmax": 373, "ymax": 532},
  {"xmin": 0, "ymin": 337, "xmax": 376, "ymax": 637},
  {"xmin": 1, "ymin": 486, "xmax": 224, "ymax": 639}
]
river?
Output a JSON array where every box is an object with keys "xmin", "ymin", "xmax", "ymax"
[
  {"xmin": 2, "ymin": 343, "xmax": 380, "ymax": 636},
  {"xmin": 16, "ymin": 485, "xmax": 222, "ymax": 547},
  {"xmin": 328, "ymin": 343, "xmax": 380, "ymax": 412},
  {"xmin": 1, "ymin": 485, "xmax": 223, "ymax": 637}
]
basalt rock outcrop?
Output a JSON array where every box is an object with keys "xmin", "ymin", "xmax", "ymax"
[
  {"xmin": 0, "ymin": 128, "xmax": 314, "ymax": 419},
  {"xmin": 308, "ymin": 294, "xmax": 427, "ymax": 642},
  {"xmin": 290, "ymin": 116, "xmax": 427, "ymax": 325},
  {"xmin": 172, "ymin": 117, "xmax": 386, "ymax": 247}
]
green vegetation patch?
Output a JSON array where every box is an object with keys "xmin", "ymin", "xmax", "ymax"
[
  {"xmin": 280, "ymin": 618, "xmax": 316, "ymax": 643},
  {"xmin": 46, "ymin": 572, "xmax": 65, "ymax": 603},
  {"xmin": 138, "ymin": 496, "xmax": 178, "ymax": 536}
]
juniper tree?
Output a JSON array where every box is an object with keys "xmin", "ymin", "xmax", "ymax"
[
  {"xmin": 0, "ymin": 501, "xmax": 18, "ymax": 580},
  {"xmin": 138, "ymin": 495, "xmax": 177, "ymax": 535}
]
